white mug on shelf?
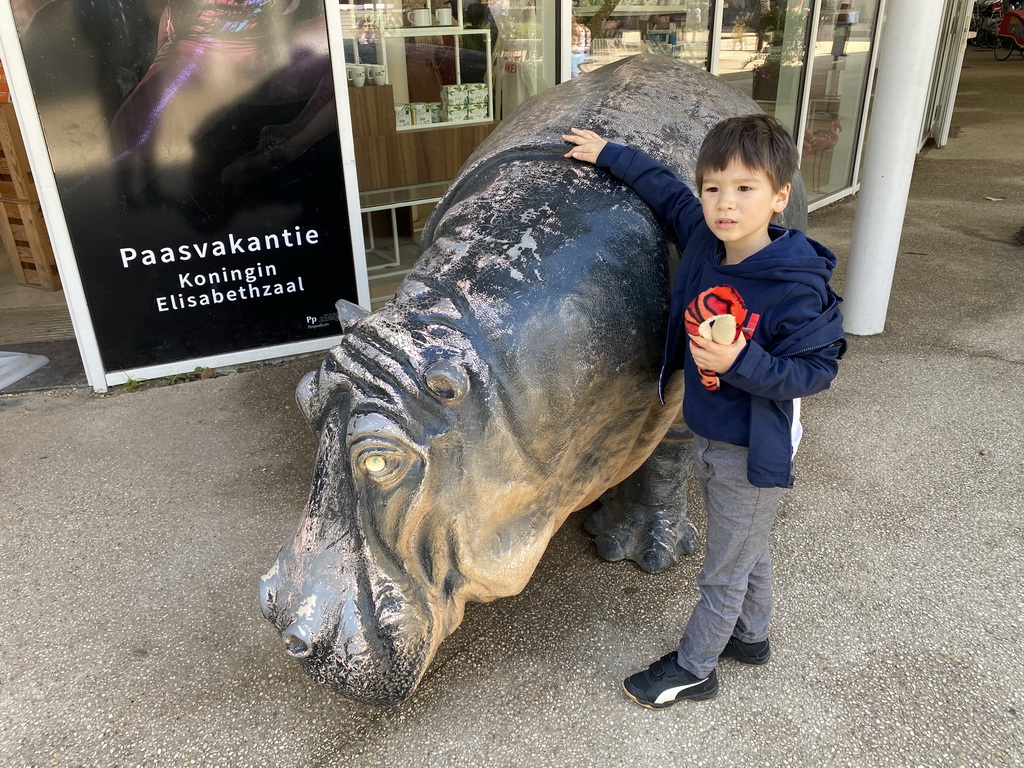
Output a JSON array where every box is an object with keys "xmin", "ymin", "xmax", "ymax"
[
  {"xmin": 369, "ymin": 65, "xmax": 387, "ymax": 86},
  {"xmin": 347, "ymin": 66, "xmax": 366, "ymax": 87},
  {"xmin": 406, "ymin": 8, "xmax": 431, "ymax": 26},
  {"xmin": 435, "ymin": 7, "xmax": 452, "ymax": 25}
]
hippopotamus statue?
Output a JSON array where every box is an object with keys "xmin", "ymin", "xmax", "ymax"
[{"xmin": 260, "ymin": 54, "xmax": 807, "ymax": 706}]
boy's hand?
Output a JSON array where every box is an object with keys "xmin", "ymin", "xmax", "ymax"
[
  {"xmin": 562, "ymin": 128, "xmax": 607, "ymax": 165},
  {"xmin": 688, "ymin": 333, "xmax": 746, "ymax": 374}
]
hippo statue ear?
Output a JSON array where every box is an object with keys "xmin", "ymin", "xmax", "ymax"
[
  {"xmin": 423, "ymin": 360, "xmax": 470, "ymax": 403},
  {"xmin": 335, "ymin": 299, "xmax": 370, "ymax": 333},
  {"xmin": 296, "ymin": 359, "xmax": 351, "ymax": 430}
]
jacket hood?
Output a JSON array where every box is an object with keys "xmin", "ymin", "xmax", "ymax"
[{"xmin": 718, "ymin": 226, "xmax": 838, "ymax": 304}]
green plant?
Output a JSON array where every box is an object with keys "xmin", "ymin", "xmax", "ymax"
[
  {"xmin": 743, "ymin": 43, "xmax": 782, "ymax": 100},
  {"xmin": 742, "ymin": 3, "xmax": 808, "ymax": 100},
  {"xmin": 121, "ymin": 376, "xmax": 144, "ymax": 391}
]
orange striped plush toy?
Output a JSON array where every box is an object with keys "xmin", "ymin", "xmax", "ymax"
[{"xmin": 683, "ymin": 285, "xmax": 757, "ymax": 391}]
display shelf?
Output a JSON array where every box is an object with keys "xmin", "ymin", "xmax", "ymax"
[
  {"xmin": 373, "ymin": 24, "xmax": 467, "ymax": 36},
  {"xmin": 573, "ymin": 3, "xmax": 689, "ymax": 15},
  {"xmin": 359, "ymin": 181, "xmax": 449, "ymax": 306},
  {"xmin": 359, "ymin": 180, "xmax": 449, "ymax": 212},
  {"xmin": 394, "ymin": 116, "xmax": 493, "ymax": 132},
  {"xmin": 339, "ymin": 2, "xmax": 494, "ymax": 305},
  {"xmin": 384, "ymin": 27, "xmax": 493, "ymax": 131},
  {"xmin": 339, "ymin": 5, "xmax": 494, "ymax": 131}
]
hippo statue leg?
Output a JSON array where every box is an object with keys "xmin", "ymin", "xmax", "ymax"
[{"xmin": 585, "ymin": 420, "xmax": 696, "ymax": 574}]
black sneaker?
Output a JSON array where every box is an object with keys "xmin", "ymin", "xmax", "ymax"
[
  {"xmin": 622, "ymin": 652, "xmax": 718, "ymax": 709},
  {"xmin": 719, "ymin": 636, "xmax": 772, "ymax": 665}
]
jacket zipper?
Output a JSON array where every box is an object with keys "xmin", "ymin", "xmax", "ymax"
[{"xmin": 776, "ymin": 337, "xmax": 845, "ymax": 359}]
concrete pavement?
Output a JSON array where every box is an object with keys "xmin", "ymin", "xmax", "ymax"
[{"xmin": 1, "ymin": 46, "xmax": 1022, "ymax": 767}]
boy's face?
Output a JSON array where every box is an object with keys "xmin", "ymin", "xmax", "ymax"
[{"xmin": 699, "ymin": 158, "xmax": 791, "ymax": 263}]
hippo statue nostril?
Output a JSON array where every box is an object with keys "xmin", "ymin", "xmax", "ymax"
[{"xmin": 282, "ymin": 627, "xmax": 313, "ymax": 659}]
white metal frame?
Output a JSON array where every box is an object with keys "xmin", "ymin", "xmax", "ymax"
[
  {"xmin": 795, "ymin": 2, "xmax": 823, "ymax": 166},
  {"xmin": 926, "ymin": 0, "xmax": 974, "ymax": 148},
  {"xmin": 560, "ymin": 0, "xmax": 572, "ymax": 82},
  {"xmin": 360, "ymin": 181, "xmax": 448, "ymax": 296},
  {"xmin": 325, "ymin": 0, "xmax": 373, "ymax": 308},
  {"xmin": 708, "ymin": 0, "xmax": 724, "ymax": 75},
  {"xmin": 842, "ymin": 0, "xmax": 887, "ymax": 210},
  {"xmin": 0, "ymin": 0, "xmax": 371, "ymax": 391}
]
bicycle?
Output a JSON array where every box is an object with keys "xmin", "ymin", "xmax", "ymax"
[
  {"xmin": 994, "ymin": 9, "xmax": 1024, "ymax": 58},
  {"xmin": 971, "ymin": 0, "xmax": 1006, "ymax": 47}
]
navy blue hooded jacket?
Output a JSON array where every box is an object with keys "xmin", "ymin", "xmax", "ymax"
[{"xmin": 597, "ymin": 143, "xmax": 847, "ymax": 488}]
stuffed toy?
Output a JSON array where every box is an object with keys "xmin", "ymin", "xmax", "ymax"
[{"xmin": 683, "ymin": 285, "xmax": 756, "ymax": 391}]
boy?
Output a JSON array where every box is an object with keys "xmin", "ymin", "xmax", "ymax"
[{"xmin": 562, "ymin": 115, "xmax": 846, "ymax": 709}]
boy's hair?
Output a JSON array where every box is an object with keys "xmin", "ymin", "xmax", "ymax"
[{"xmin": 695, "ymin": 114, "xmax": 799, "ymax": 192}]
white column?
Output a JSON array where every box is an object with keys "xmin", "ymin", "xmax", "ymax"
[{"xmin": 843, "ymin": 0, "xmax": 946, "ymax": 335}]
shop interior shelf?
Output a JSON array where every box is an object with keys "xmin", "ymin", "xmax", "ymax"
[
  {"xmin": 359, "ymin": 181, "xmax": 449, "ymax": 213},
  {"xmin": 375, "ymin": 24, "xmax": 467, "ymax": 36},
  {"xmin": 573, "ymin": 4, "xmax": 690, "ymax": 15},
  {"xmin": 360, "ymin": 180, "xmax": 450, "ymax": 307},
  {"xmin": 396, "ymin": 116, "xmax": 492, "ymax": 132}
]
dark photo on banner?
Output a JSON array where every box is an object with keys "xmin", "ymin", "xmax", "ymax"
[{"xmin": 9, "ymin": 0, "xmax": 355, "ymax": 371}]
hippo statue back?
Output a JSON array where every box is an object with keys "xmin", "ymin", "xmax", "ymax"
[
  {"xmin": 260, "ymin": 55, "xmax": 808, "ymax": 706},
  {"xmin": 430, "ymin": 54, "xmax": 806, "ymax": 239}
]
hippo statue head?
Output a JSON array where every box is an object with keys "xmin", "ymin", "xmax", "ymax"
[{"xmin": 260, "ymin": 289, "xmax": 629, "ymax": 705}]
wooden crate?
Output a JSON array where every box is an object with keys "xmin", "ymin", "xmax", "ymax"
[
  {"xmin": 0, "ymin": 200, "xmax": 59, "ymax": 291},
  {"xmin": 0, "ymin": 103, "xmax": 37, "ymax": 202},
  {"xmin": 0, "ymin": 102, "xmax": 59, "ymax": 291}
]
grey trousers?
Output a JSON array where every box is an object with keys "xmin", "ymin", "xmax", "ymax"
[{"xmin": 676, "ymin": 434, "xmax": 785, "ymax": 679}]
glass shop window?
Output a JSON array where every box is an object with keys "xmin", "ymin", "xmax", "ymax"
[
  {"xmin": 799, "ymin": 0, "xmax": 878, "ymax": 201},
  {"xmin": 336, "ymin": 0, "xmax": 557, "ymax": 307},
  {"xmin": 717, "ymin": 0, "xmax": 813, "ymax": 128}
]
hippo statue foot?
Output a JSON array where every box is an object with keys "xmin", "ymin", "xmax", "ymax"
[
  {"xmin": 584, "ymin": 422, "xmax": 696, "ymax": 574},
  {"xmin": 584, "ymin": 497, "xmax": 696, "ymax": 574}
]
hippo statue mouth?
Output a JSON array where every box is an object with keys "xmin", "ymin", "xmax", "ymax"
[{"xmin": 260, "ymin": 526, "xmax": 442, "ymax": 706}]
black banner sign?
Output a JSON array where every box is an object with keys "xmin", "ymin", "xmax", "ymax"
[{"xmin": 9, "ymin": 0, "xmax": 355, "ymax": 370}]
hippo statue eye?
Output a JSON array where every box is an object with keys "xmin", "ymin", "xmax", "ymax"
[
  {"xmin": 355, "ymin": 449, "xmax": 401, "ymax": 481},
  {"xmin": 351, "ymin": 441, "xmax": 412, "ymax": 486},
  {"xmin": 364, "ymin": 455, "xmax": 387, "ymax": 473},
  {"xmin": 423, "ymin": 360, "xmax": 470, "ymax": 403},
  {"xmin": 348, "ymin": 415, "xmax": 418, "ymax": 487}
]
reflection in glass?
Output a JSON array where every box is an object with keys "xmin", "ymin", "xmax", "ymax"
[
  {"xmin": 572, "ymin": 0, "xmax": 712, "ymax": 74},
  {"xmin": 718, "ymin": 1, "xmax": 811, "ymax": 130},
  {"xmin": 800, "ymin": 0, "xmax": 877, "ymax": 200},
  {"xmin": 719, "ymin": 1, "xmax": 877, "ymax": 204}
]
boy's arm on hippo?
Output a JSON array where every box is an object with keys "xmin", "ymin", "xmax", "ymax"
[
  {"xmin": 600, "ymin": 144, "xmax": 704, "ymax": 248},
  {"xmin": 563, "ymin": 129, "xmax": 703, "ymax": 247}
]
